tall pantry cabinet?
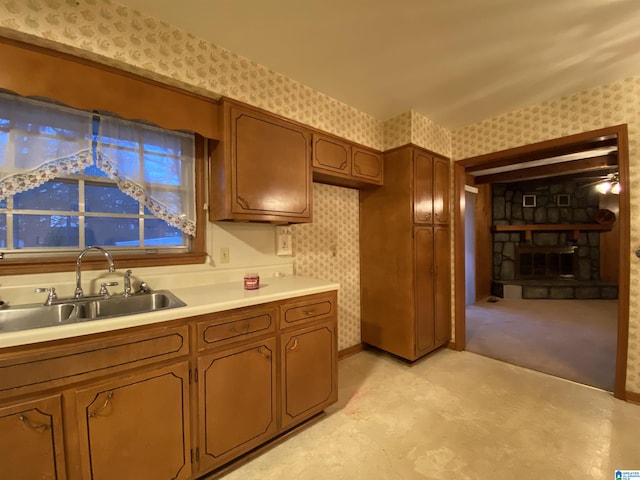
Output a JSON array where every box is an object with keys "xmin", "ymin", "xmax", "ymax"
[{"xmin": 360, "ymin": 145, "xmax": 451, "ymax": 362}]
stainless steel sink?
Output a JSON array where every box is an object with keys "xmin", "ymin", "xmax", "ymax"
[
  {"xmin": 76, "ymin": 290, "xmax": 186, "ymax": 320},
  {"xmin": 0, "ymin": 290, "xmax": 186, "ymax": 333},
  {"xmin": 0, "ymin": 303, "xmax": 77, "ymax": 332}
]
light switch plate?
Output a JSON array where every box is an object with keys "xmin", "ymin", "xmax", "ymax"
[{"xmin": 275, "ymin": 225, "xmax": 293, "ymax": 256}]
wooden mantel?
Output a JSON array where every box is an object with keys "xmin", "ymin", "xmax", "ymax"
[{"xmin": 492, "ymin": 223, "xmax": 613, "ymax": 241}]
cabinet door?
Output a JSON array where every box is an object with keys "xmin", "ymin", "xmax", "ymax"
[
  {"xmin": 0, "ymin": 394, "xmax": 66, "ymax": 480},
  {"xmin": 413, "ymin": 152, "xmax": 434, "ymax": 224},
  {"xmin": 231, "ymin": 105, "xmax": 311, "ymax": 221},
  {"xmin": 352, "ymin": 147, "xmax": 383, "ymax": 185},
  {"xmin": 433, "ymin": 156, "xmax": 450, "ymax": 224},
  {"xmin": 75, "ymin": 362, "xmax": 191, "ymax": 480},
  {"xmin": 312, "ymin": 133, "xmax": 351, "ymax": 176},
  {"xmin": 281, "ymin": 321, "xmax": 337, "ymax": 430},
  {"xmin": 414, "ymin": 227, "xmax": 435, "ymax": 354},
  {"xmin": 434, "ymin": 226, "xmax": 451, "ymax": 344},
  {"xmin": 198, "ymin": 338, "xmax": 277, "ymax": 471}
]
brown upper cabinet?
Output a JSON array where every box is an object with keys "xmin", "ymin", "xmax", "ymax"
[
  {"xmin": 312, "ymin": 132, "xmax": 383, "ymax": 188},
  {"xmin": 414, "ymin": 152, "xmax": 450, "ymax": 225},
  {"xmin": 209, "ymin": 99, "xmax": 312, "ymax": 223}
]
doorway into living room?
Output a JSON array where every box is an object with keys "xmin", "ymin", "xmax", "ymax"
[{"xmin": 453, "ymin": 125, "xmax": 630, "ymax": 397}]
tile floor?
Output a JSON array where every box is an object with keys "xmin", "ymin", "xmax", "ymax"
[{"xmin": 222, "ymin": 349, "xmax": 640, "ymax": 480}]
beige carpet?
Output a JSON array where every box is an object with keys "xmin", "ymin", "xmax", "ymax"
[{"xmin": 466, "ymin": 298, "xmax": 617, "ymax": 391}]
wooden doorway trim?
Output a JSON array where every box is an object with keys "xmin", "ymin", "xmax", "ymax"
[{"xmin": 453, "ymin": 125, "xmax": 630, "ymax": 400}]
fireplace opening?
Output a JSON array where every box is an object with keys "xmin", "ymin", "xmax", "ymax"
[{"xmin": 516, "ymin": 245, "xmax": 578, "ymax": 279}]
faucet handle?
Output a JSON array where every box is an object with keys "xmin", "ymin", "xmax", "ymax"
[
  {"xmin": 123, "ymin": 269, "xmax": 133, "ymax": 297},
  {"xmin": 138, "ymin": 282, "xmax": 152, "ymax": 294},
  {"xmin": 34, "ymin": 287, "xmax": 58, "ymax": 306},
  {"xmin": 99, "ymin": 282, "xmax": 119, "ymax": 297}
]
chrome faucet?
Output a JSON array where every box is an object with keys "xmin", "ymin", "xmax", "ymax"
[
  {"xmin": 75, "ymin": 246, "xmax": 116, "ymax": 298},
  {"xmin": 123, "ymin": 269, "xmax": 133, "ymax": 297}
]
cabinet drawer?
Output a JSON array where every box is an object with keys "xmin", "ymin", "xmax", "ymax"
[
  {"xmin": 197, "ymin": 305, "xmax": 277, "ymax": 350},
  {"xmin": 280, "ymin": 293, "xmax": 336, "ymax": 329},
  {"xmin": 0, "ymin": 325, "xmax": 189, "ymax": 400}
]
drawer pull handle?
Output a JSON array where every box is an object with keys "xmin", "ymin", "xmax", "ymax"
[
  {"xmin": 287, "ymin": 338, "xmax": 299, "ymax": 352},
  {"xmin": 89, "ymin": 391, "xmax": 114, "ymax": 418},
  {"xmin": 302, "ymin": 308, "xmax": 316, "ymax": 316},
  {"xmin": 19, "ymin": 414, "xmax": 50, "ymax": 432}
]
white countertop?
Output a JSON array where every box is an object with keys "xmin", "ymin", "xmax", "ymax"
[{"xmin": 0, "ymin": 275, "xmax": 339, "ymax": 349}]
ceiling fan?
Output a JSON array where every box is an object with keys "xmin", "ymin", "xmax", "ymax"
[{"xmin": 578, "ymin": 172, "xmax": 620, "ymax": 194}]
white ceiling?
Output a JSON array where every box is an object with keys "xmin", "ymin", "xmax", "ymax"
[{"xmin": 115, "ymin": 0, "xmax": 640, "ymax": 129}]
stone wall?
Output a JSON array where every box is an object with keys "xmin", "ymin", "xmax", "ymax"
[{"xmin": 492, "ymin": 179, "xmax": 602, "ymax": 282}]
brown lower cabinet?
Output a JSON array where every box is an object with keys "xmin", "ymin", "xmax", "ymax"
[
  {"xmin": 0, "ymin": 290, "xmax": 337, "ymax": 480},
  {"xmin": 197, "ymin": 338, "xmax": 278, "ymax": 471},
  {"xmin": 0, "ymin": 394, "xmax": 66, "ymax": 480},
  {"xmin": 75, "ymin": 362, "xmax": 192, "ymax": 480},
  {"xmin": 281, "ymin": 322, "xmax": 337, "ymax": 430}
]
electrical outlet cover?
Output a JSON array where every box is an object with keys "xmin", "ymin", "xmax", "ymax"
[{"xmin": 275, "ymin": 225, "xmax": 293, "ymax": 256}]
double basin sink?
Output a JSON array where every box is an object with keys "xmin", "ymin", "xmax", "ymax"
[{"xmin": 0, "ymin": 290, "xmax": 186, "ymax": 333}]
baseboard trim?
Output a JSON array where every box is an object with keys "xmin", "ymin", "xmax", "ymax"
[
  {"xmin": 625, "ymin": 390, "xmax": 640, "ymax": 404},
  {"xmin": 339, "ymin": 343, "xmax": 364, "ymax": 360}
]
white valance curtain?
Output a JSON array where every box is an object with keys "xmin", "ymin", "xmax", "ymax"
[
  {"xmin": 97, "ymin": 115, "xmax": 196, "ymax": 236},
  {"xmin": 0, "ymin": 92, "xmax": 93, "ymax": 197},
  {"xmin": 0, "ymin": 92, "xmax": 196, "ymax": 236}
]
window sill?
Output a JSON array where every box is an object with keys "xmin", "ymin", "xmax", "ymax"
[{"xmin": 0, "ymin": 252, "xmax": 208, "ymax": 276}]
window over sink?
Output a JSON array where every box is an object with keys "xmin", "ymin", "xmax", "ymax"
[{"xmin": 0, "ymin": 91, "xmax": 197, "ymax": 258}]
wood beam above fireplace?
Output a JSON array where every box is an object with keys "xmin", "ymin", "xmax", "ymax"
[
  {"xmin": 492, "ymin": 223, "xmax": 613, "ymax": 241},
  {"xmin": 473, "ymin": 155, "xmax": 617, "ymax": 184}
]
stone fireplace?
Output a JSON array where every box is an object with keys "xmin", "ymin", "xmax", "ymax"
[
  {"xmin": 492, "ymin": 179, "xmax": 617, "ymax": 299},
  {"xmin": 515, "ymin": 245, "xmax": 578, "ymax": 279}
]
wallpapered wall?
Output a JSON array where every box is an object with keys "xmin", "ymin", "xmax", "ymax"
[
  {"xmin": 0, "ymin": 0, "xmax": 452, "ymax": 353},
  {"xmin": 452, "ymin": 76, "xmax": 640, "ymax": 393},
  {"xmin": 0, "ymin": 0, "xmax": 384, "ymax": 149},
  {"xmin": 4, "ymin": 0, "xmax": 636, "ymax": 388},
  {"xmin": 292, "ymin": 184, "xmax": 361, "ymax": 351},
  {"xmin": 383, "ymin": 110, "xmax": 452, "ymax": 157}
]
